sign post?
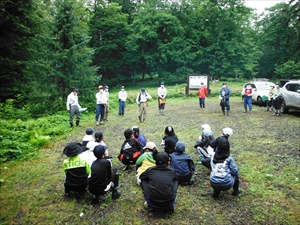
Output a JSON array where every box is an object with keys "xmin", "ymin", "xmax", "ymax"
[{"xmin": 186, "ymin": 74, "xmax": 210, "ymax": 96}]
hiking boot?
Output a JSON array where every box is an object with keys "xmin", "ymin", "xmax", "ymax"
[
  {"xmin": 70, "ymin": 122, "xmax": 74, "ymax": 128},
  {"xmin": 91, "ymin": 195, "xmax": 99, "ymax": 204},
  {"xmin": 96, "ymin": 121, "xmax": 99, "ymax": 126},
  {"xmin": 232, "ymin": 190, "xmax": 242, "ymax": 196},
  {"xmin": 188, "ymin": 179, "xmax": 194, "ymax": 185},
  {"xmin": 112, "ymin": 188, "xmax": 121, "ymax": 199},
  {"xmin": 74, "ymin": 192, "xmax": 81, "ymax": 200},
  {"xmin": 76, "ymin": 121, "xmax": 80, "ymax": 126},
  {"xmin": 100, "ymin": 121, "xmax": 105, "ymax": 125}
]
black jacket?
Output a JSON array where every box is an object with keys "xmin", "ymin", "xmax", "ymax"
[
  {"xmin": 140, "ymin": 165, "xmax": 178, "ymax": 203},
  {"xmin": 163, "ymin": 135, "xmax": 178, "ymax": 155},
  {"xmin": 120, "ymin": 137, "xmax": 142, "ymax": 158},
  {"xmin": 89, "ymin": 158, "xmax": 111, "ymax": 191}
]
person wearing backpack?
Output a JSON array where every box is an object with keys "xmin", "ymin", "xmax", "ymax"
[
  {"xmin": 210, "ymin": 152, "xmax": 240, "ymax": 198},
  {"xmin": 62, "ymin": 142, "xmax": 90, "ymax": 199},
  {"xmin": 170, "ymin": 141, "xmax": 195, "ymax": 185},
  {"xmin": 136, "ymin": 87, "xmax": 152, "ymax": 123},
  {"xmin": 118, "ymin": 129, "xmax": 142, "ymax": 170},
  {"xmin": 201, "ymin": 127, "xmax": 232, "ymax": 170}
]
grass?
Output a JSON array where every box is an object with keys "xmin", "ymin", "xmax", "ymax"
[{"xmin": 0, "ymin": 82, "xmax": 300, "ymax": 225}]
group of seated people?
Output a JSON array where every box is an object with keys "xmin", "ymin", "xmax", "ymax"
[{"xmin": 62, "ymin": 124, "xmax": 240, "ymax": 212}]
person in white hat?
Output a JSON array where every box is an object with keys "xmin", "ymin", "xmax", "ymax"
[{"xmin": 135, "ymin": 142, "xmax": 157, "ymax": 185}]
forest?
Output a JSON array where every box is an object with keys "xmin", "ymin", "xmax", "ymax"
[{"xmin": 0, "ymin": 0, "xmax": 299, "ymax": 116}]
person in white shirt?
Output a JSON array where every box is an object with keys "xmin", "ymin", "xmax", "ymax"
[
  {"xmin": 136, "ymin": 88, "xmax": 152, "ymax": 123},
  {"xmin": 103, "ymin": 86, "xmax": 109, "ymax": 121},
  {"xmin": 66, "ymin": 88, "xmax": 81, "ymax": 128},
  {"xmin": 118, "ymin": 86, "xmax": 128, "ymax": 116},
  {"xmin": 157, "ymin": 82, "xmax": 167, "ymax": 115},
  {"xmin": 95, "ymin": 85, "xmax": 107, "ymax": 125}
]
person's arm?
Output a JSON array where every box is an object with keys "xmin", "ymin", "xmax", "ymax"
[
  {"xmin": 85, "ymin": 160, "xmax": 91, "ymax": 175},
  {"xmin": 228, "ymin": 157, "xmax": 238, "ymax": 176},
  {"xmin": 146, "ymin": 92, "xmax": 152, "ymax": 99},
  {"xmin": 66, "ymin": 95, "xmax": 70, "ymax": 111},
  {"xmin": 136, "ymin": 93, "xmax": 140, "ymax": 104}
]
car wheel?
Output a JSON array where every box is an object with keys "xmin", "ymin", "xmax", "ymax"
[
  {"xmin": 257, "ymin": 96, "xmax": 263, "ymax": 107},
  {"xmin": 281, "ymin": 99, "xmax": 289, "ymax": 113}
]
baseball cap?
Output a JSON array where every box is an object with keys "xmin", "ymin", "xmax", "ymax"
[
  {"xmin": 222, "ymin": 127, "xmax": 233, "ymax": 137},
  {"xmin": 175, "ymin": 141, "xmax": 186, "ymax": 152},
  {"xmin": 143, "ymin": 141, "xmax": 157, "ymax": 151},
  {"xmin": 93, "ymin": 145, "xmax": 108, "ymax": 159},
  {"xmin": 86, "ymin": 128, "xmax": 94, "ymax": 135},
  {"xmin": 155, "ymin": 152, "xmax": 169, "ymax": 165}
]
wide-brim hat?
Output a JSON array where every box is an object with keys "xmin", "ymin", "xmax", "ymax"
[{"xmin": 63, "ymin": 142, "xmax": 85, "ymax": 157}]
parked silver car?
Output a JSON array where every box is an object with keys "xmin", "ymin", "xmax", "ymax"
[
  {"xmin": 281, "ymin": 80, "xmax": 300, "ymax": 113},
  {"xmin": 242, "ymin": 81, "xmax": 276, "ymax": 106}
]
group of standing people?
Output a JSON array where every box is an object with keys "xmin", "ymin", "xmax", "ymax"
[{"xmin": 266, "ymin": 82, "xmax": 283, "ymax": 116}]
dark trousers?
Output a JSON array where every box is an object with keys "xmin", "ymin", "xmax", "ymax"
[
  {"xmin": 211, "ymin": 176, "xmax": 239, "ymax": 197},
  {"xmin": 96, "ymin": 104, "xmax": 105, "ymax": 122},
  {"xmin": 64, "ymin": 182, "xmax": 87, "ymax": 194}
]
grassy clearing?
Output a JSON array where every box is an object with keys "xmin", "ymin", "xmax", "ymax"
[{"xmin": 1, "ymin": 83, "xmax": 300, "ymax": 225}]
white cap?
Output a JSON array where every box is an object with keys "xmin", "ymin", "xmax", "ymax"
[
  {"xmin": 143, "ymin": 141, "xmax": 157, "ymax": 150},
  {"xmin": 222, "ymin": 127, "xmax": 233, "ymax": 137},
  {"xmin": 201, "ymin": 124, "xmax": 211, "ymax": 130}
]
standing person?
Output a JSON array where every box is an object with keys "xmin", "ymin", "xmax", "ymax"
[
  {"xmin": 170, "ymin": 141, "xmax": 195, "ymax": 185},
  {"xmin": 140, "ymin": 151, "xmax": 178, "ymax": 213},
  {"xmin": 118, "ymin": 128, "xmax": 142, "ymax": 170},
  {"xmin": 161, "ymin": 126, "xmax": 178, "ymax": 155},
  {"xmin": 132, "ymin": 126, "xmax": 147, "ymax": 147},
  {"xmin": 118, "ymin": 86, "xmax": 127, "ymax": 116},
  {"xmin": 136, "ymin": 88, "xmax": 152, "ymax": 123},
  {"xmin": 198, "ymin": 82, "xmax": 208, "ymax": 110},
  {"xmin": 62, "ymin": 142, "xmax": 90, "ymax": 199},
  {"xmin": 157, "ymin": 82, "xmax": 167, "ymax": 115},
  {"xmin": 272, "ymin": 82, "xmax": 283, "ymax": 117},
  {"xmin": 219, "ymin": 82, "xmax": 231, "ymax": 116},
  {"xmin": 103, "ymin": 86, "xmax": 109, "ymax": 121},
  {"xmin": 210, "ymin": 152, "xmax": 240, "ymax": 198},
  {"xmin": 66, "ymin": 88, "xmax": 81, "ymax": 128},
  {"xmin": 95, "ymin": 85, "xmax": 107, "ymax": 126},
  {"xmin": 242, "ymin": 82, "xmax": 253, "ymax": 113},
  {"xmin": 89, "ymin": 145, "xmax": 121, "ymax": 204},
  {"xmin": 266, "ymin": 84, "xmax": 275, "ymax": 111}
]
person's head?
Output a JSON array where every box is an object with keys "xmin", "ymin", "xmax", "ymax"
[
  {"xmin": 98, "ymin": 85, "xmax": 104, "ymax": 92},
  {"xmin": 154, "ymin": 151, "xmax": 169, "ymax": 167},
  {"xmin": 121, "ymin": 86, "xmax": 125, "ymax": 91},
  {"xmin": 276, "ymin": 82, "xmax": 280, "ymax": 88},
  {"xmin": 124, "ymin": 128, "xmax": 133, "ymax": 139},
  {"xmin": 164, "ymin": 126, "xmax": 175, "ymax": 136},
  {"xmin": 73, "ymin": 88, "xmax": 79, "ymax": 95},
  {"xmin": 93, "ymin": 145, "xmax": 108, "ymax": 159},
  {"xmin": 143, "ymin": 141, "xmax": 157, "ymax": 152},
  {"xmin": 175, "ymin": 141, "xmax": 186, "ymax": 153},
  {"xmin": 132, "ymin": 126, "xmax": 140, "ymax": 138},
  {"xmin": 104, "ymin": 86, "xmax": 109, "ymax": 91},
  {"xmin": 222, "ymin": 127, "xmax": 233, "ymax": 138},
  {"xmin": 200, "ymin": 82, "xmax": 204, "ymax": 87},
  {"xmin": 94, "ymin": 132, "xmax": 103, "ymax": 142},
  {"xmin": 160, "ymin": 82, "xmax": 164, "ymax": 87},
  {"xmin": 203, "ymin": 129, "xmax": 212, "ymax": 137},
  {"xmin": 141, "ymin": 88, "xmax": 145, "ymax": 93},
  {"xmin": 201, "ymin": 124, "xmax": 211, "ymax": 131},
  {"xmin": 63, "ymin": 142, "xmax": 85, "ymax": 157},
  {"xmin": 86, "ymin": 128, "xmax": 94, "ymax": 135},
  {"xmin": 222, "ymin": 82, "xmax": 227, "ymax": 88}
]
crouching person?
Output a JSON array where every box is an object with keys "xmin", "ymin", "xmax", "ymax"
[
  {"xmin": 62, "ymin": 142, "xmax": 90, "ymax": 199},
  {"xmin": 118, "ymin": 128, "xmax": 142, "ymax": 170},
  {"xmin": 210, "ymin": 152, "xmax": 240, "ymax": 198},
  {"xmin": 89, "ymin": 145, "xmax": 121, "ymax": 204},
  {"xmin": 170, "ymin": 141, "xmax": 195, "ymax": 185},
  {"xmin": 140, "ymin": 151, "xmax": 178, "ymax": 214}
]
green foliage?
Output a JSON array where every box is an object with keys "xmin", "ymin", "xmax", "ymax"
[{"xmin": 0, "ymin": 114, "xmax": 69, "ymax": 162}]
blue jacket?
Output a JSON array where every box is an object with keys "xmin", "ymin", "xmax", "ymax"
[
  {"xmin": 210, "ymin": 155, "xmax": 238, "ymax": 187},
  {"xmin": 220, "ymin": 87, "xmax": 231, "ymax": 100},
  {"xmin": 170, "ymin": 152, "xmax": 195, "ymax": 176},
  {"xmin": 137, "ymin": 133, "xmax": 147, "ymax": 147}
]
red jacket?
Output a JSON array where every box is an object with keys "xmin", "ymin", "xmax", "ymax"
[{"xmin": 198, "ymin": 86, "xmax": 208, "ymax": 98}]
